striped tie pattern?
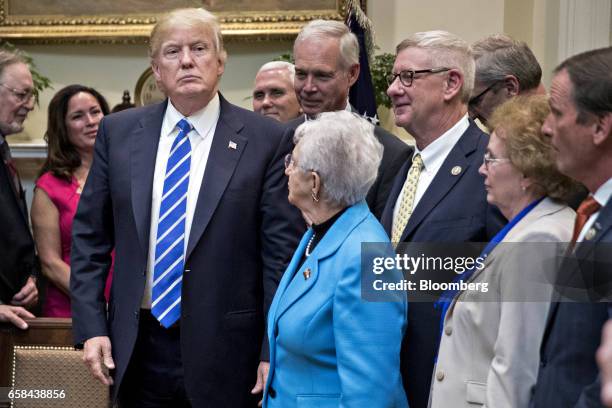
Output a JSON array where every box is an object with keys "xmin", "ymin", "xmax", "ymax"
[
  {"xmin": 152, "ymin": 118, "xmax": 193, "ymax": 328},
  {"xmin": 392, "ymin": 153, "xmax": 423, "ymax": 246}
]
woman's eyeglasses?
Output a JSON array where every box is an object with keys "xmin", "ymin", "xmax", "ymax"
[{"xmin": 482, "ymin": 152, "xmax": 510, "ymax": 169}]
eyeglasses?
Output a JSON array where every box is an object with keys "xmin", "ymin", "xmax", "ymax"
[
  {"xmin": 0, "ymin": 83, "xmax": 35, "ymax": 104},
  {"xmin": 469, "ymin": 81, "xmax": 501, "ymax": 108},
  {"xmin": 387, "ymin": 67, "xmax": 450, "ymax": 87},
  {"xmin": 483, "ymin": 152, "xmax": 510, "ymax": 169}
]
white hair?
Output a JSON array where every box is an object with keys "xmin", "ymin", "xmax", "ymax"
[
  {"xmin": 294, "ymin": 19, "xmax": 359, "ymax": 69},
  {"xmin": 396, "ymin": 30, "xmax": 475, "ymax": 102},
  {"xmin": 257, "ymin": 61, "xmax": 296, "ymax": 82},
  {"xmin": 293, "ymin": 111, "xmax": 383, "ymax": 207}
]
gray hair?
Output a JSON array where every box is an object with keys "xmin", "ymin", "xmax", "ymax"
[
  {"xmin": 294, "ymin": 19, "xmax": 359, "ymax": 70},
  {"xmin": 472, "ymin": 34, "xmax": 542, "ymax": 91},
  {"xmin": 149, "ymin": 8, "xmax": 227, "ymax": 64},
  {"xmin": 257, "ymin": 61, "xmax": 295, "ymax": 83},
  {"xmin": 293, "ymin": 111, "xmax": 383, "ymax": 207},
  {"xmin": 396, "ymin": 30, "xmax": 475, "ymax": 102},
  {"xmin": 0, "ymin": 49, "xmax": 27, "ymax": 81}
]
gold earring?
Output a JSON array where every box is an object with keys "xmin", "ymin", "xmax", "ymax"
[{"xmin": 311, "ymin": 191, "xmax": 319, "ymax": 202}]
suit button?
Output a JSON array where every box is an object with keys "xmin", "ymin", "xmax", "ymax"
[
  {"xmin": 444, "ymin": 325, "xmax": 452, "ymax": 336},
  {"xmin": 268, "ymin": 386, "xmax": 276, "ymax": 398},
  {"xmin": 436, "ymin": 370, "xmax": 445, "ymax": 381},
  {"xmin": 540, "ymin": 358, "xmax": 547, "ymax": 368}
]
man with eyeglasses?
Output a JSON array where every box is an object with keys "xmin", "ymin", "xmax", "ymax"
[
  {"xmin": 290, "ymin": 19, "xmax": 411, "ymax": 220},
  {"xmin": 469, "ymin": 34, "xmax": 545, "ymax": 128},
  {"xmin": 0, "ymin": 49, "xmax": 39, "ymax": 329},
  {"xmin": 381, "ymin": 30, "xmax": 505, "ymax": 408}
]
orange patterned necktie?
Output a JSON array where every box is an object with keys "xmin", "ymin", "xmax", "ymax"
[{"xmin": 571, "ymin": 196, "xmax": 601, "ymax": 246}]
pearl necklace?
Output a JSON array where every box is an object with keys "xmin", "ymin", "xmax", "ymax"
[{"xmin": 305, "ymin": 233, "xmax": 316, "ymax": 257}]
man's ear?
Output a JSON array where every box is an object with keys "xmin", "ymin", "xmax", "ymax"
[
  {"xmin": 443, "ymin": 69, "xmax": 463, "ymax": 101},
  {"xmin": 347, "ymin": 64, "xmax": 360, "ymax": 87},
  {"xmin": 593, "ymin": 112, "xmax": 612, "ymax": 146},
  {"xmin": 151, "ymin": 61, "xmax": 161, "ymax": 82},
  {"xmin": 503, "ymin": 75, "xmax": 520, "ymax": 97}
]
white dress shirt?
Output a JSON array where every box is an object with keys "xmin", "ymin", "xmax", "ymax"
[
  {"xmin": 142, "ymin": 94, "xmax": 221, "ymax": 308},
  {"xmin": 576, "ymin": 177, "xmax": 612, "ymax": 242},
  {"xmin": 392, "ymin": 115, "xmax": 469, "ymax": 232}
]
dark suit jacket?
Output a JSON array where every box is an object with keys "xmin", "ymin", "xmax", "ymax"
[
  {"xmin": 380, "ymin": 120, "xmax": 506, "ymax": 408},
  {"xmin": 70, "ymin": 95, "xmax": 304, "ymax": 406},
  {"xmin": 531, "ymin": 197, "xmax": 612, "ymax": 408},
  {"xmin": 288, "ymin": 115, "xmax": 411, "ymax": 220},
  {"xmin": 0, "ymin": 140, "xmax": 38, "ymax": 303}
]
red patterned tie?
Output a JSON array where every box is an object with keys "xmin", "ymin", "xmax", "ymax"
[{"xmin": 571, "ymin": 196, "xmax": 601, "ymax": 246}]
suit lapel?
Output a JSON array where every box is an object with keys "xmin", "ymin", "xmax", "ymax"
[
  {"xmin": 267, "ymin": 229, "xmax": 312, "ymax": 342},
  {"xmin": 186, "ymin": 96, "xmax": 247, "ymax": 259},
  {"xmin": 381, "ymin": 160, "xmax": 410, "ymax": 234},
  {"xmin": 574, "ymin": 201, "xmax": 612, "ymax": 259},
  {"xmin": 270, "ymin": 202, "xmax": 370, "ymax": 325},
  {"xmin": 400, "ymin": 124, "xmax": 480, "ymax": 242},
  {"xmin": 130, "ymin": 101, "xmax": 167, "ymax": 255},
  {"xmin": 543, "ymin": 199, "xmax": 612, "ymax": 344}
]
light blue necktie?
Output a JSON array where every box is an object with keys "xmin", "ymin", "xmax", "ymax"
[{"xmin": 152, "ymin": 118, "xmax": 193, "ymax": 327}]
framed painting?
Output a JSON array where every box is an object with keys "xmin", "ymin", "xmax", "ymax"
[{"xmin": 0, "ymin": 0, "xmax": 365, "ymax": 44}]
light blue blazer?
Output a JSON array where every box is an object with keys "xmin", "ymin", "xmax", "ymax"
[{"xmin": 264, "ymin": 201, "xmax": 408, "ymax": 408}]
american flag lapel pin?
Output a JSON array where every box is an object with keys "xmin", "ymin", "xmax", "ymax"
[{"xmin": 228, "ymin": 141, "xmax": 237, "ymax": 150}]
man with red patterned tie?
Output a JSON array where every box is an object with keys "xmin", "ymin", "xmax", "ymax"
[
  {"xmin": 0, "ymin": 49, "xmax": 39, "ymax": 329},
  {"xmin": 532, "ymin": 46, "xmax": 612, "ymax": 408}
]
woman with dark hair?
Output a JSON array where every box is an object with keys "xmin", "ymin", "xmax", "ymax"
[{"xmin": 31, "ymin": 84, "xmax": 111, "ymax": 317}]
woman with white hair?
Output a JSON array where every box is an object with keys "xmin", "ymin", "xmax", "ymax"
[{"xmin": 263, "ymin": 111, "xmax": 408, "ymax": 407}]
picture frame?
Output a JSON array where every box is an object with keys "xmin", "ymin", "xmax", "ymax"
[{"xmin": 0, "ymin": 0, "xmax": 358, "ymax": 44}]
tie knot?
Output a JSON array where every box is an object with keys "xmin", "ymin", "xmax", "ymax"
[
  {"xmin": 176, "ymin": 118, "xmax": 193, "ymax": 135},
  {"xmin": 577, "ymin": 196, "xmax": 601, "ymax": 218},
  {"xmin": 412, "ymin": 153, "xmax": 423, "ymax": 169}
]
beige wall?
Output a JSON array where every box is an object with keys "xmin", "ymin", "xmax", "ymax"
[{"xmin": 370, "ymin": 0, "xmax": 505, "ymax": 53}]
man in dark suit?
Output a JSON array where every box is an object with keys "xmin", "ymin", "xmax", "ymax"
[
  {"xmin": 381, "ymin": 31, "xmax": 505, "ymax": 408},
  {"xmin": 531, "ymin": 46, "xmax": 612, "ymax": 408},
  {"xmin": 289, "ymin": 19, "xmax": 411, "ymax": 220},
  {"xmin": 70, "ymin": 8, "xmax": 303, "ymax": 407},
  {"xmin": 0, "ymin": 49, "xmax": 39, "ymax": 329}
]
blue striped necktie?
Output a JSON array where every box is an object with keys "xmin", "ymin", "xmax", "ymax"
[{"xmin": 152, "ymin": 118, "xmax": 193, "ymax": 327}]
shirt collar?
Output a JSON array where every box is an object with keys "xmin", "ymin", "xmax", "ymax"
[
  {"xmin": 162, "ymin": 93, "xmax": 221, "ymax": 139},
  {"xmin": 593, "ymin": 177, "xmax": 612, "ymax": 207},
  {"xmin": 343, "ymin": 99, "xmax": 352, "ymax": 112},
  {"xmin": 414, "ymin": 114, "xmax": 469, "ymax": 171}
]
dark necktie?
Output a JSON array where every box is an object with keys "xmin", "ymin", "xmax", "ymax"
[{"xmin": 0, "ymin": 138, "xmax": 25, "ymax": 208}]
